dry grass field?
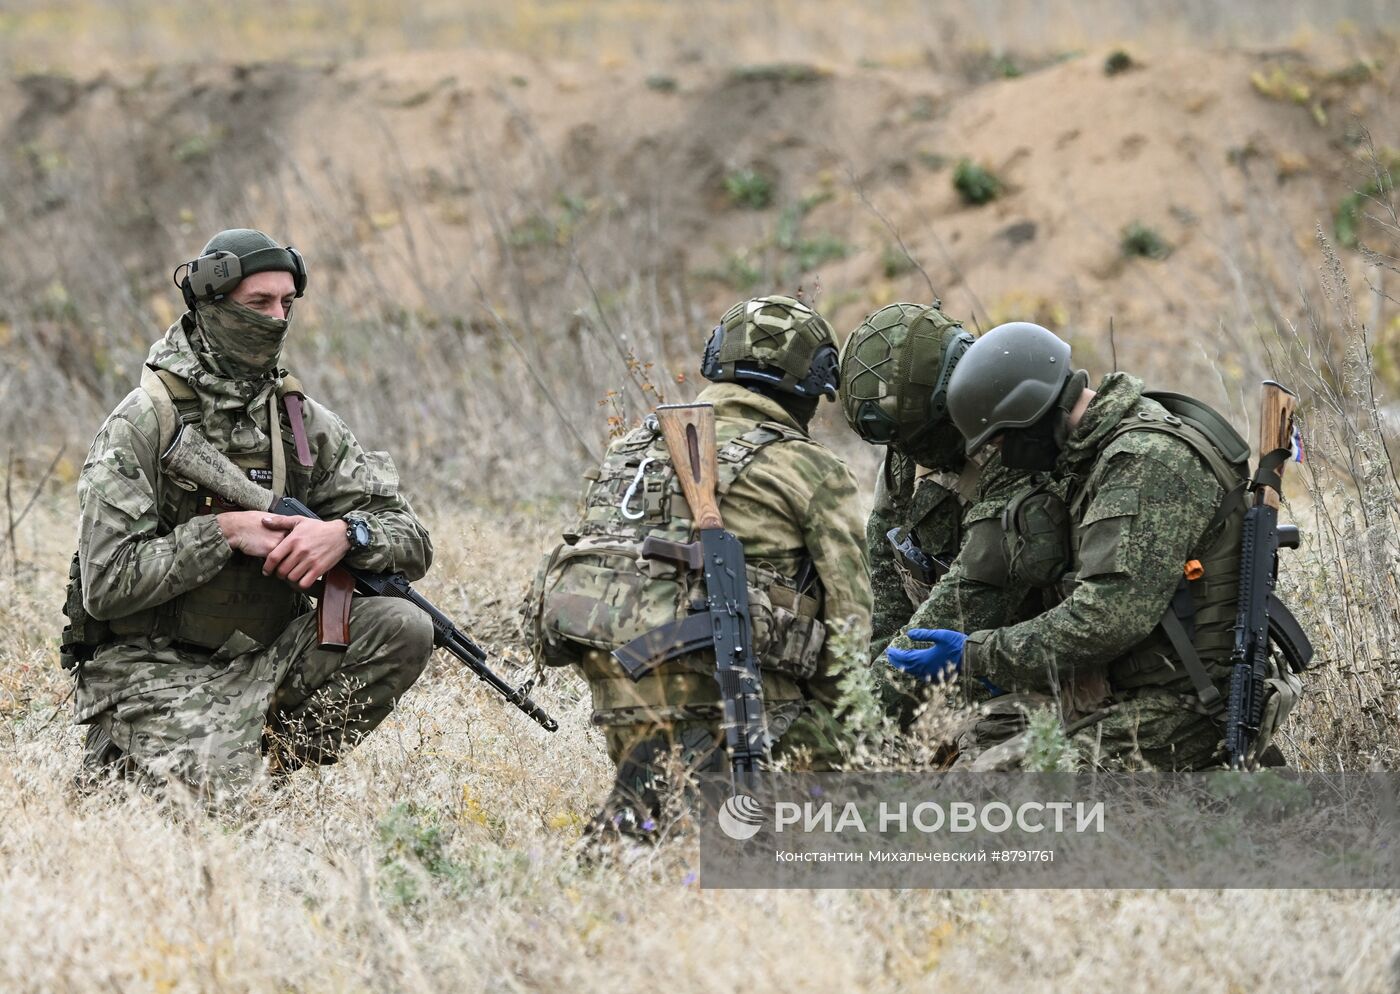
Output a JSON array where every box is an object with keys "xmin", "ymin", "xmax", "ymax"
[{"xmin": 2, "ymin": 2, "xmax": 1400, "ymax": 991}]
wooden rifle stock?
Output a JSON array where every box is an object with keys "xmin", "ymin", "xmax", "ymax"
[
  {"xmin": 655, "ymin": 404, "xmax": 724, "ymax": 530},
  {"xmin": 1256, "ymin": 380, "xmax": 1298, "ymax": 508}
]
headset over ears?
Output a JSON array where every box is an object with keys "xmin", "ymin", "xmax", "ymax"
[{"xmin": 173, "ymin": 240, "xmax": 307, "ymax": 312}]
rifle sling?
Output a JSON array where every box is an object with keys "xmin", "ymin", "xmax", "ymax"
[
  {"xmin": 1159, "ymin": 577, "xmax": 1223, "ymax": 711},
  {"xmin": 283, "ymin": 391, "xmax": 314, "ymax": 468},
  {"xmin": 1250, "ymin": 447, "xmax": 1291, "ymax": 495}
]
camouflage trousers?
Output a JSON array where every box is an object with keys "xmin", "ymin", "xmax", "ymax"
[
  {"xmin": 945, "ymin": 689, "xmax": 1227, "ymax": 772},
  {"xmin": 78, "ymin": 598, "xmax": 433, "ymax": 791},
  {"xmin": 578, "ymin": 649, "xmax": 844, "ymax": 835}
]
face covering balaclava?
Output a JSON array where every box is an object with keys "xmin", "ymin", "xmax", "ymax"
[
  {"xmin": 999, "ymin": 369, "xmax": 1090, "ymax": 472},
  {"xmin": 194, "ymin": 299, "xmax": 290, "ymax": 380}
]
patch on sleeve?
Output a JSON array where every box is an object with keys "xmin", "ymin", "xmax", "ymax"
[
  {"xmin": 81, "ymin": 453, "xmax": 155, "ymax": 522},
  {"xmin": 361, "ymin": 450, "xmax": 401, "ymax": 497},
  {"xmin": 1075, "ymin": 486, "xmax": 1140, "ymax": 578}
]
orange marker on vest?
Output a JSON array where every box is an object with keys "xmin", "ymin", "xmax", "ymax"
[{"xmin": 1183, "ymin": 560, "xmax": 1205, "ymax": 581}]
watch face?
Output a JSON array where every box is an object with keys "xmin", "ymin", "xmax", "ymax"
[{"xmin": 350, "ymin": 519, "xmax": 371, "ymax": 549}]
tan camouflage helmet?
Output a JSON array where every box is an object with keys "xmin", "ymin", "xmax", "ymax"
[
  {"xmin": 701, "ymin": 295, "xmax": 840, "ymax": 400},
  {"xmin": 838, "ymin": 302, "xmax": 974, "ymax": 469}
]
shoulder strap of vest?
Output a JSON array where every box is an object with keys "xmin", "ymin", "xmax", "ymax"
[
  {"xmin": 713, "ymin": 421, "xmax": 806, "ymax": 496},
  {"xmin": 1101, "ymin": 401, "xmax": 1245, "ymax": 495},
  {"xmin": 139, "ymin": 365, "xmax": 201, "ymax": 456},
  {"xmin": 1141, "ymin": 391, "xmax": 1251, "ymax": 467}
]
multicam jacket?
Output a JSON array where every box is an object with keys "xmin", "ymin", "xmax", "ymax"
[
  {"xmin": 73, "ymin": 319, "xmax": 432, "ymax": 723},
  {"xmin": 532, "ymin": 382, "xmax": 872, "ymax": 710}
]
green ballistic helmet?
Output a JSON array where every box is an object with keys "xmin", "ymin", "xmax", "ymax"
[
  {"xmin": 701, "ymin": 295, "xmax": 840, "ymax": 400},
  {"xmin": 838, "ymin": 302, "xmax": 974, "ymax": 469},
  {"xmin": 946, "ymin": 321, "xmax": 1072, "ymax": 455}
]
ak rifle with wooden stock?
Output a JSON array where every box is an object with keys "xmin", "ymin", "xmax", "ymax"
[
  {"xmin": 160, "ymin": 425, "xmax": 558, "ymax": 733},
  {"xmin": 611, "ymin": 403, "xmax": 770, "ymax": 788},
  {"xmin": 1225, "ymin": 380, "xmax": 1315, "ymax": 769}
]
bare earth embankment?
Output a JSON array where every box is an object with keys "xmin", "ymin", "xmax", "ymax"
[{"xmin": 2, "ymin": 8, "xmax": 1400, "ymax": 991}]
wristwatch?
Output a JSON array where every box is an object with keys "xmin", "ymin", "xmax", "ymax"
[{"xmin": 345, "ymin": 514, "xmax": 372, "ymax": 552}]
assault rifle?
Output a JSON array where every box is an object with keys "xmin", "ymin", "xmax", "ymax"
[
  {"xmin": 610, "ymin": 403, "xmax": 769, "ymax": 787},
  {"xmin": 1225, "ymin": 380, "xmax": 1314, "ymax": 768},
  {"xmin": 161, "ymin": 426, "xmax": 558, "ymax": 733}
]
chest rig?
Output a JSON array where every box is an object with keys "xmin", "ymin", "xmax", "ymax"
[
  {"xmin": 111, "ymin": 366, "xmax": 316, "ymax": 652},
  {"xmin": 530, "ymin": 417, "xmax": 826, "ymax": 680},
  {"xmin": 1005, "ymin": 392, "xmax": 1252, "ymax": 705}
]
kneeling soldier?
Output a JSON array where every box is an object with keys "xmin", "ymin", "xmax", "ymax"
[
  {"xmin": 528, "ymin": 295, "xmax": 872, "ymax": 836},
  {"xmin": 63, "ymin": 229, "xmax": 435, "ymax": 790}
]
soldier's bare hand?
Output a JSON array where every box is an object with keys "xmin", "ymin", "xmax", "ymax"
[
  {"xmin": 216, "ymin": 510, "xmax": 286, "ymax": 558},
  {"xmin": 261, "ymin": 517, "xmax": 351, "ymax": 589}
]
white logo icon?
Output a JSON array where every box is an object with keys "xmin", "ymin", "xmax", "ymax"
[{"xmin": 718, "ymin": 793, "xmax": 765, "ymax": 840}]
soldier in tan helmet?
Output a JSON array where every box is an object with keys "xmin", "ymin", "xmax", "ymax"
[{"xmin": 527, "ymin": 295, "xmax": 872, "ymax": 839}]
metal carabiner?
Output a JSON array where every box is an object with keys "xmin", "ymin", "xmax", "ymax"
[{"xmin": 619, "ymin": 457, "xmax": 656, "ymax": 520}]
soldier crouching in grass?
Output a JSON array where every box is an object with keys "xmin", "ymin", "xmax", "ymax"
[
  {"xmin": 62, "ymin": 228, "xmax": 435, "ymax": 793},
  {"xmin": 526, "ymin": 295, "xmax": 873, "ymax": 842},
  {"xmin": 880, "ymin": 323, "xmax": 1309, "ymax": 771}
]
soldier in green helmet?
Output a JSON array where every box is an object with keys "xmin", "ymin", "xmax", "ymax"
[
  {"xmin": 527, "ymin": 294, "xmax": 872, "ymax": 838},
  {"xmin": 63, "ymin": 228, "xmax": 435, "ymax": 792},
  {"xmin": 838, "ymin": 303, "xmax": 1035, "ymax": 728},
  {"xmin": 838, "ymin": 303, "xmax": 1038, "ymax": 652},
  {"xmin": 881, "ymin": 322, "xmax": 1306, "ymax": 770}
]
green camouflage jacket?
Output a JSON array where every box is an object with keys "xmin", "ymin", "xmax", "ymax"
[
  {"xmin": 73, "ymin": 320, "xmax": 432, "ymax": 722},
  {"xmin": 887, "ymin": 373, "xmax": 1225, "ymax": 693}
]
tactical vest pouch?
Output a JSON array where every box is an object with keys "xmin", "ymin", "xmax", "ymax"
[
  {"xmin": 1002, "ymin": 481, "xmax": 1072, "ymax": 588},
  {"xmin": 59, "ymin": 551, "xmax": 110, "ymax": 670},
  {"xmin": 959, "ymin": 502, "xmax": 1013, "ymax": 588},
  {"xmin": 747, "ymin": 563, "xmax": 825, "ymax": 681},
  {"xmin": 534, "ymin": 540, "xmax": 688, "ymax": 659}
]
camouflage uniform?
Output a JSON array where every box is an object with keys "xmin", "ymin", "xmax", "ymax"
[
  {"xmin": 73, "ymin": 318, "xmax": 434, "ymax": 789},
  {"xmin": 866, "ymin": 453, "xmax": 1033, "ymax": 653},
  {"xmin": 887, "ymin": 372, "xmax": 1274, "ymax": 770},
  {"xmin": 531, "ymin": 381, "xmax": 871, "ymax": 817}
]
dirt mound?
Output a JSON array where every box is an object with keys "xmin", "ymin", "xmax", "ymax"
[{"xmin": 0, "ymin": 41, "xmax": 1395, "ymax": 489}]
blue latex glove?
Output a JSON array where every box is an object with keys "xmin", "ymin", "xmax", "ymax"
[{"xmin": 886, "ymin": 628, "xmax": 967, "ymax": 683}]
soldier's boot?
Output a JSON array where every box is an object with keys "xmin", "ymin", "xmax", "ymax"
[
  {"xmin": 583, "ymin": 723, "xmax": 724, "ymax": 848},
  {"xmin": 73, "ymin": 720, "xmax": 137, "ymax": 792},
  {"xmin": 264, "ymin": 598, "xmax": 434, "ymax": 771}
]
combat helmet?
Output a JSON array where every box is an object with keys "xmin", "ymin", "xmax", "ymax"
[
  {"xmin": 946, "ymin": 321, "xmax": 1071, "ymax": 455},
  {"xmin": 838, "ymin": 302, "xmax": 974, "ymax": 469},
  {"xmin": 701, "ymin": 295, "xmax": 840, "ymax": 400}
]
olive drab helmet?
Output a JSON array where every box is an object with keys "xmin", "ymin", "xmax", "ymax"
[
  {"xmin": 701, "ymin": 295, "xmax": 840, "ymax": 400},
  {"xmin": 946, "ymin": 321, "xmax": 1072, "ymax": 454},
  {"xmin": 838, "ymin": 302, "xmax": 975, "ymax": 470}
]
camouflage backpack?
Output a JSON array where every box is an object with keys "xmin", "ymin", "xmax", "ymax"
[{"xmin": 526, "ymin": 415, "xmax": 827, "ymax": 680}]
